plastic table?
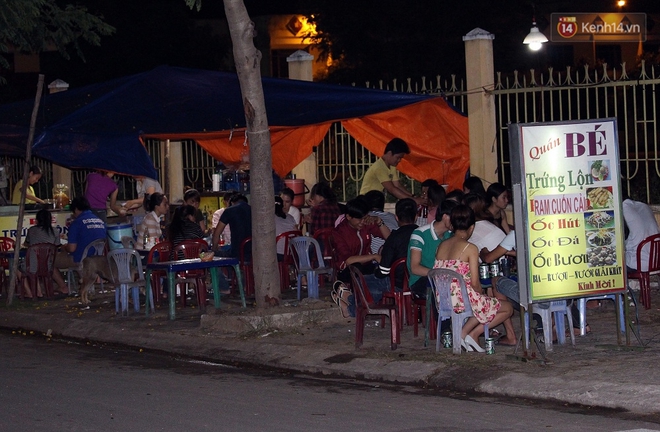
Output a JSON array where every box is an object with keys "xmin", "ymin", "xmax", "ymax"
[{"xmin": 145, "ymin": 256, "xmax": 246, "ymax": 320}]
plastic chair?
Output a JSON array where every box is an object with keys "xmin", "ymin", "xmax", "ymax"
[
  {"xmin": 523, "ymin": 300, "xmax": 575, "ymax": 352},
  {"xmin": 576, "ymin": 294, "xmax": 625, "ymax": 336},
  {"xmin": 313, "ymin": 227, "xmax": 338, "ymax": 282},
  {"xmin": 107, "ymin": 248, "xmax": 145, "ymax": 316},
  {"xmin": 276, "ymin": 230, "xmax": 302, "ymax": 291},
  {"xmin": 66, "ymin": 238, "xmax": 106, "ymax": 294},
  {"xmin": 427, "ymin": 268, "xmax": 489, "ymax": 354},
  {"xmin": 0, "ymin": 237, "xmax": 15, "ymax": 293},
  {"xmin": 289, "ymin": 236, "xmax": 333, "ymax": 300},
  {"xmin": 238, "ymin": 237, "xmax": 254, "ymax": 297},
  {"xmin": 23, "ymin": 243, "xmax": 58, "ymax": 300},
  {"xmin": 172, "ymin": 239, "xmax": 209, "ymax": 310},
  {"xmin": 381, "ymin": 257, "xmax": 412, "ymax": 329},
  {"xmin": 146, "ymin": 241, "xmax": 173, "ymax": 304},
  {"xmin": 627, "ymin": 233, "xmax": 660, "ymax": 309},
  {"xmin": 349, "ymin": 265, "xmax": 400, "ymax": 350}
]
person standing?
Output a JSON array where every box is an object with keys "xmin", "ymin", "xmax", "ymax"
[
  {"xmin": 359, "ymin": 138, "xmax": 424, "ymax": 206},
  {"xmin": 12, "ymin": 165, "xmax": 45, "ymax": 205},
  {"xmin": 84, "ymin": 170, "xmax": 125, "ymax": 222},
  {"xmin": 124, "ymin": 176, "xmax": 163, "ymax": 211}
]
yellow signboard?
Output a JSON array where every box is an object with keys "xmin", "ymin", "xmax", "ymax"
[{"xmin": 512, "ymin": 119, "xmax": 625, "ymax": 302}]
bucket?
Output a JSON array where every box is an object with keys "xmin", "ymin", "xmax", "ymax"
[
  {"xmin": 284, "ymin": 179, "xmax": 309, "ymax": 208},
  {"xmin": 107, "ymin": 223, "xmax": 134, "ymax": 250}
]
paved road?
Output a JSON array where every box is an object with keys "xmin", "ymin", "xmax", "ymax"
[{"xmin": 1, "ymin": 331, "xmax": 659, "ymax": 432}]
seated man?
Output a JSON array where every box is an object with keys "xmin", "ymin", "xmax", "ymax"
[
  {"xmin": 53, "ymin": 197, "xmax": 107, "ymax": 293},
  {"xmin": 374, "ymin": 198, "xmax": 418, "ymax": 289},
  {"xmin": 481, "ymin": 231, "xmax": 555, "ymax": 338},
  {"xmin": 364, "ymin": 190, "xmax": 398, "ymax": 254},
  {"xmin": 212, "ymin": 193, "xmax": 251, "ymax": 258},
  {"xmin": 623, "ymin": 195, "xmax": 660, "ymax": 272},
  {"xmin": 333, "ymin": 196, "xmax": 391, "ymax": 304},
  {"xmin": 407, "ymin": 199, "xmax": 458, "ymax": 298}
]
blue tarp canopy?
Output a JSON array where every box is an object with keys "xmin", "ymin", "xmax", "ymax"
[{"xmin": 0, "ymin": 66, "xmax": 437, "ymax": 177}]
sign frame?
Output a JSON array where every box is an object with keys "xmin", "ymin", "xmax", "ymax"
[{"xmin": 509, "ymin": 118, "xmax": 627, "ymax": 304}]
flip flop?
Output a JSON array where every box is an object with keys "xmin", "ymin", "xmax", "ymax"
[{"xmin": 338, "ymin": 290, "xmax": 351, "ymax": 318}]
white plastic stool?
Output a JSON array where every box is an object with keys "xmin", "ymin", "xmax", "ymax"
[
  {"xmin": 577, "ymin": 294, "xmax": 625, "ymax": 336},
  {"xmin": 524, "ymin": 300, "xmax": 575, "ymax": 352}
]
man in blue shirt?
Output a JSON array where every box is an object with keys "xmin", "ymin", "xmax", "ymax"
[
  {"xmin": 212, "ymin": 194, "xmax": 251, "ymax": 258},
  {"xmin": 53, "ymin": 197, "xmax": 106, "ymax": 292}
]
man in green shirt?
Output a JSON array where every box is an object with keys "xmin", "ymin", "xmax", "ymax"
[
  {"xmin": 360, "ymin": 138, "xmax": 424, "ymax": 205},
  {"xmin": 407, "ymin": 199, "xmax": 458, "ymax": 297}
]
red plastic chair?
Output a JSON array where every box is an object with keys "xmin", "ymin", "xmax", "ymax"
[
  {"xmin": 146, "ymin": 241, "xmax": 173, "ymax": 304},
  {"xmin": 381, "ymin": 257, "xmax": 412, "ymax": 329},
  {"xmin": 24, "ymin": 243, "xmax": 58, "ymax": 300},
  {"xmin": 412, "ymin": 294, "xmax": 438, "ymax": 340},
  {"xmin": 313, "ymin": 227, "xmax": 337, "ymax": 284},
  {"xmin": 627, "ymin": 233, "xmax": 660, "ymax": 309},
  {"xmin": 349, "ymin": 265, "xmax": 400, "ymax": 350},
  {"xmin": 238, "ymin": 237, "xmax": 254, "ymax": 297},
  {"xmin": 0, "ymin": 237, "xmax": 15, "ymax": 293},
  {"xmin": 276, "ymin": 230, "xmax": 302, "ymax": 291},
  {"xmin": 172, "ymin": 239, "xmax": 209, "ymax": 310}
]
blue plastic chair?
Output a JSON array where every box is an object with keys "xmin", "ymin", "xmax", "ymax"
[
  {"xmin": 289, "ymin": 236, "xmax": 333, "ymax": 300},
  {"xmin": 107, "ymin": 248, "xmax": 146, "ymax": 316},
  {"xmin": 427, "ymin": 268, "xmax": 489, "ymax": 355}
]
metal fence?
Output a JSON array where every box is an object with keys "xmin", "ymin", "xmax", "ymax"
[
  {"xmin": 4, "ymin": 62, "xmax": 659, "ymax": 204},
  {"xmin": 490, "ymin": 61, "xmax": 660, "ymax": 204},
  {"xmin": 317, "ymin": 61, "xmax": 660, "ymax": 203}
]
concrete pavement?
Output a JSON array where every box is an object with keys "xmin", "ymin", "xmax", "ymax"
[{"xmin": 2, "ymin": 288, "xmax": 660, "ymax": 417}]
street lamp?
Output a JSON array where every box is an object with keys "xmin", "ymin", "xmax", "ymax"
[{"xmin": 523, "ymin": 20, "xmax": 548, "ymax": 51}]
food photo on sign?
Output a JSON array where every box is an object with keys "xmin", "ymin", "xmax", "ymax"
[{"xmin": 507, "ymin": 118, "xmax": 626, "ymax": 304}]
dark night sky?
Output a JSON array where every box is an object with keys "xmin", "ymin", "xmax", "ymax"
[{"xmin": 1, "ymin": 0, "xmax": 659, "ymax": 102}]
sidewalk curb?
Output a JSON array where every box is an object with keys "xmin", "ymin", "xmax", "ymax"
[{"xmin": 3, "ymin": 310, "xmax": 660, "ymax": 415}]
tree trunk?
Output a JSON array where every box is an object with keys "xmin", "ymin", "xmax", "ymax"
[{"xmin": 223, "ymin": 0, "xmax": 280, "ymax": 309}]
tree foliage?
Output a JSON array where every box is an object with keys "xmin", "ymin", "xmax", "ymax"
[{"xmin": 0, "ymin": 0, "xmax": 114, "ymax": 76}]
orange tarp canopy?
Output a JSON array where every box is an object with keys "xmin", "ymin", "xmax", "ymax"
[{"xmin": 147, "ymin": 97, "xmax": 469, "ymax": 191}]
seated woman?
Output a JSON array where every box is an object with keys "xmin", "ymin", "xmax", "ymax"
[
  {"xmin": 306, "ymin": 182, "xmax": 341, "ymax": 236},
  {"xmin": 425, "ymin": 183, "xmax": 446, "ymax": 224},
  {"xmin": 274, "ymin": 196, "xmax": 297, "ymax": 261},
  {"xmin": 486, "ymin": 182, "xmax": 511, "ymax": 234},
  {"xmin": 168, "ymin": 205, "xmax": 205, "ymax": 259},
  {"xmin": 183, "ymin": 188, "xmax": 207, "ymax": 234},
  {"xmin": 21, "ymin": 208, "xmax": 66, "ymax": 298},
  {"xmin": 434, "ymin": 204, "xmax": 513, "ymax": 352},
  {"xmin": 136, "ymin": 193, "xmax": 169, "ymax": 249}
]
